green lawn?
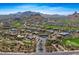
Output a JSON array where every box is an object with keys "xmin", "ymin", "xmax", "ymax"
[
  {"xmin": 43, "ymin": 24, "xmax": 79, "ymax": 30},
  {"xmin": 12, "ymin": 20, "xmax": 22, "ymax": 28},
  {"xmin": 62, "ymin": 37, "xmax": 79, "ymax": 47},
  {"xmin": 22, "ymin": 40, "xmax": 32, "ymax": 46}
]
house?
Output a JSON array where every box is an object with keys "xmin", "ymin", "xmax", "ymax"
[
  {"xmin": 76, "ymin": 30, "xmax": 79, "ymax": 33},
  {"xmin": 59, "ymin": 32, "xmax": 70, "ymax": 36},
  {"xmin": 17, "ymin": 34, "xmax": 25, "ymax": 38},
  {"xmin": 47, "ymin": 30, "xmax": 54, "ymax": 33},
  {"xmin": 39, "ymin": 33, "xmax": 48, "ymax": 38},
  {"xmin": 32, "ymin": 31, "xmax": 39, "ymax": 34},
  {"xmin": 2, "ymin": 21, "xmax": 11, "ymax": 28},
  {"xmin": 9, "ymin": 28, "xmax": 19, "ymax": 35},
  {"xmin": 72, "ymin": 31, "xmax": 79, "ymax": 38},
  {"xmin": 58, "ymin": 32, "xmax": 70, "ymax": 38},
  {"xmin": 48, "ymin": 34, "xmax": 58, "ymax": 40},
  {"xmin": 26, "ymin": 34, "xmax": 34, "ymax": 39},
  {"xmin": 26, "ymin": 30, "xmax": 31, "ymax": 33}
]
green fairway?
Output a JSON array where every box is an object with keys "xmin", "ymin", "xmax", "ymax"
[
  {"xmin": 12, "ymin": 20, "xmax": 22, "ymax": 28},
  {"xmin": 43, "ymin": 24, "xmax": 79, "ymax": 30},
  {"xmin": 62, "ymin": 38, "xmax": 79, "ymax": 47}
]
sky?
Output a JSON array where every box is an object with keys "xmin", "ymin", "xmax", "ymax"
[{"xmin": 0, "ymin": 3, "xmax": 79, "ymax": 15}]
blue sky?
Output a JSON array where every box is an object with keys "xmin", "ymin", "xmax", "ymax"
[{"xmin": 0, "ymin": 3, "xmax": 79, "ymax": 15}]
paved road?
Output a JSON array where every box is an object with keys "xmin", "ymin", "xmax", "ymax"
[
  {"xmin": 39, "ymin": 37, "xmax": 47, "ymax": 53},
  {"xmin": 36, "ymin": 36, "xmax": 48, "ymax": 54}
]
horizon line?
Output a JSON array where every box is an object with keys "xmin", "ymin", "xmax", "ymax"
[{"xmin": 0, "ymin": 10, "xmax": 77, "ymax": 16}]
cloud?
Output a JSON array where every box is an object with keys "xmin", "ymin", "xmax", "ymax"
[
  {"xmin": 15, "ymin": 5, "xmax": 65, "ymax": 14},
  {"xmin": 13, "ymin": 5, "xmax": 76, "ymax": 15},
  {"xmin": 0, "ymin": 4, "xmax": 77, "ymax": 15}
]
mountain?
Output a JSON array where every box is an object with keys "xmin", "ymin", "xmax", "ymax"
[
  {"xmin": 0, "ymin": 11, "xmax": 79, "ymax": 27},
  {"xmin": 68, "ymin": 11, "xmax": 79, "ymax": 20}
]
